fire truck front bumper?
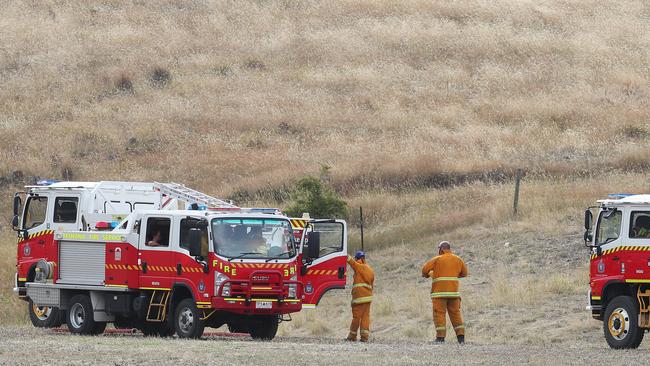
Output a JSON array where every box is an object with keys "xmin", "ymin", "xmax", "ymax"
[{"xmin": 212, "ymin": 297, "xmax": 302, "ymax": 315}]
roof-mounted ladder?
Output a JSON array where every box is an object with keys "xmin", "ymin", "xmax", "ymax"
[{"xmin": 153, "ymin": 182, "xmax": 237, "ymax": 209}]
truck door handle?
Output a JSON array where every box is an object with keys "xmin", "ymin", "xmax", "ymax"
[
  {"xmin": 177, "ymin": 263, "xmax": 182, "ymax": 275},
  {"xmin": 142, "ymin": 262, "xmax": 147, "ymax": 273},
  {"xmin": 338, "ymin": 266, "xmax": 345, "ymax": 279},
  {"xmin": 612, "ymin": 257, "xmax": 619, "ymax": 261},
  {"xmin": 38, "ymin": 239, "xmax": 45, "ymax": 245}
]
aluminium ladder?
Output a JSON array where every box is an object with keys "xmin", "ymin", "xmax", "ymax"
[{"xmin": 153, "ymin": 182, "xmax": 237, "ymax": 209}]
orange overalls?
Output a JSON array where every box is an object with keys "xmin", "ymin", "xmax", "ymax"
[
  {"xmin": 347, "ymin": 255, "xmax": 375, "ymax": 342},
  {"xmin": 422, "ymin": 249, "xmax": 468, "ymax": 339}
]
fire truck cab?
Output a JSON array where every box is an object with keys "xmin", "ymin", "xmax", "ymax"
[
  {"xmin": 585, "ymin": 194, "xmax": 650, "ymax": 348},
  {"xmin": 13, "ymin": 181, "xmax": 348, "ymax": 340}
]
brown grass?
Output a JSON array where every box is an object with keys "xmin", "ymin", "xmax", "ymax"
[
  {"xmin": 1, "ymin": 0, "xmax": 650, "ymax": 346},
  {"xmin": 1, "ymin": 0, "xmax": 650, "ymax": 196}
]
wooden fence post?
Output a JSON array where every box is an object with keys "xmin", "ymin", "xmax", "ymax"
[{"xmin": 513, "ymin": 169, "xmax": 523, "ymax": 216}]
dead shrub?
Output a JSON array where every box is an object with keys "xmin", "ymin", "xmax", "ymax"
[
  {"xmin": 149, "ymin": 67, "xmax": 171, "ymax": 88},
  {"xmin": 114, "ymin": 71, "xmax": 134, "ymax": 93},
  {"xmin": 216, "ymin": 65, "xmax": 234, "ymax": 77},
  {"xmin": 125, "ymin": 136, "xmax": 161, "ymax": 154},
  {"xmin": 243, "ymin": 59, "xmax": 266, "ymax": 71},
  {"xmin": 622, "ymin": 125, "xmax": 648, "ymax": 139}
]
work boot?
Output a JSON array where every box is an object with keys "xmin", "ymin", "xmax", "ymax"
[
  {"xmin": 435, "ymin": 337, "xmax": 445, "ymax": 343},
  {"xmin": 457, "ymin": 335, "xmax": 465, "ymax": 344}
]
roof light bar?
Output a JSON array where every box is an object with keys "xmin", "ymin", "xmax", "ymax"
[
  {"xmin": 36, "ymin": 179, "xmax": 58, "ymax": 186},
  {"xmin": 608, "ymin": 194, "xmax": 635, "ymax": 199}
]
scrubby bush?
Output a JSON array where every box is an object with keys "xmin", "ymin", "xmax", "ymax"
[{"xmin": 285, "ymin": 176, "xmax": 348, "ymax": 219}]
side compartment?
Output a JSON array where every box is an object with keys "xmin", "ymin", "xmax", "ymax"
[{"xmin": 58, "ymin": 240, "xmax": 106, "ymax": 285}]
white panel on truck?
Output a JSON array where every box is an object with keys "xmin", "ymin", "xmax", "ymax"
[{"xmin": 58, "ymin": 241, "xmax": 105, "ymax": 285}]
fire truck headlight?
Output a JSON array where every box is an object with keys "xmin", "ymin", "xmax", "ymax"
[
  {"xmin": 215, "ymin": 272, "xmax": 229, "ymax": 296},
  {"xmin": 222, "ymin": 283, "xmax": 231, "ymax": 297},
  {"xmin": 288, "ymin": 275, "xmax": 297, "ymax": 299}
]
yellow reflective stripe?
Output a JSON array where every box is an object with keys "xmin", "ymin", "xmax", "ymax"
[
  {"xmin": 591, "ymin": 296, "xmax": 601, "ymax": 300},
  {"xmin": 626, "ymin": 279, "xmax": 650, "ymax": 283},
  {"xmin": 352, "ymin": 296, "xmax": 373, "ymax": 304},
  {"xmin": 432, "ymin": 277, "xmax": 459, "ymax": 283},
  {"xmin": 353, "ymin": 283, "xmax": 373, "ymax": 289},
  {"xmin": 454, "ymin": 325, "xmax": 465, "ymax": 329},
  {"xmin": 431, "ymin": 292, "xmax": 460, "ymax": 298},
  {"xmin": 436, "ymin": 326, "xmax": 446, "ymax": 330},
  {"xmin": 360, "ymin": 329, "xmax": 370, "ymax": 334}
]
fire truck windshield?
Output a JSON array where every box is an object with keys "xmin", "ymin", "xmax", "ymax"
[{"xmin": 212, "ymin": 218, "xmax": 296, "ymax": 260}]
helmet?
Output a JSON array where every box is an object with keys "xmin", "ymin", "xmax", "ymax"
[{"xmin": 354, "ymin": 250, "xmax": 365, "ymax": 260}]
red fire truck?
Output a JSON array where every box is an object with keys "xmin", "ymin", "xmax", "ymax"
[
  {"xmin": 13, "ymin": 181, "xmax": 347, "ymax": 339},
  {"xmin": 585, "ymin": 194, "xmax": 650, "ymax": 348}
]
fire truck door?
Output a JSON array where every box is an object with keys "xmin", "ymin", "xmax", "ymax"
[
  {"xmin": 18, "ymin": 193, "xmax": 53, "ymax": 278},
  {"xmin": 300, "ymin": 220, "xmax": 347, "ymax": 307},
  {"xmin": 174, "ymin": 217, "xmax": 210, "ymax": 298},
  {"xmin": 138, "ymin": 216, "xmax": 174, "ymax": 290}
]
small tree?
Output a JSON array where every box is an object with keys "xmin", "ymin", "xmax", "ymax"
[{"xmin": 285, "ymin": 176, "xmax": 348, "ymax": 219}]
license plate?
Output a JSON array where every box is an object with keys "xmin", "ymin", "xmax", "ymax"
[{"xmin": 255, "ymin": 301, "xmax": 272, "ymax": 309}]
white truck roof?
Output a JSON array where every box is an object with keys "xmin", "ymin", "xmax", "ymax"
[
  {"xmin": 26, "ymin": 181, "xmax": 155, "ymax": 191},
  {"xmin": 131, "ymin": 209, "xmax": 288, "ymax": 219},
  {"xmin": 598, "ymin": 194, "xmax": 650, "ymax": 205}
]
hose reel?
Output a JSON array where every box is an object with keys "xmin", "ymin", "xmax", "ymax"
[{"xmin": 34, "ymin": 259, "xmax": 54, "ymax": 282}]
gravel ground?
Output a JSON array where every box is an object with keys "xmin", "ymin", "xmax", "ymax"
[{"xmin": 1, "ymin": 326, "xmax": 649, "ymax": 366}]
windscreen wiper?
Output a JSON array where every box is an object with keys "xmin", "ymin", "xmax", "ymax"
[
  {"xmin": 265, "ymin": 251, "xmax": 292, "ymax": 262},
  {"xmin": 227, "ymin": 252, "xmax": 259, "ymax": 261}
]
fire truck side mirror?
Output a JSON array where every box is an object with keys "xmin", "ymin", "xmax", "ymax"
[
  {"xmin": 584, "ymin": 209, "xmax": 592, "ymax": 231},
  {"xmin": 188, "ymin": 228, "xmax": 202, "ymax": 257},
  {"xmin": 305, "ymin": 232, "xmax": 320, "ymax": 260},
  {"xmin": 13, "ymin": 195, "xmax": 21, "ymax": 216},
  {"xmin": 11, "ymin": 215, "xmax": 19, "ymax": 231}
]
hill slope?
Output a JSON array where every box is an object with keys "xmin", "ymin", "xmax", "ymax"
[{"xmin": 1, "ymin": 0, "xmax": 650, "ymax": 346}]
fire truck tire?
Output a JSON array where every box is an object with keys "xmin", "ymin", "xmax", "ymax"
[
  {"xmin": 227, "ymin": 323, "xmax": 250, "ymax": 334},
  {"xmin": 604, "ymin": 296, "xmax": 645, "ymax": 349},
  {"xmin": 28, "ymin": 299, "xmax": 63, "ymax": 328},
  {"xmin": 91, "ymin": 322, "xmax": 107, "ymax": 335},
  {"xmin": 174, "ymin": 299, "xmax": 205, "ymax": 339},
  {"xmin": 248, "ymin": 315, "xmax": 279, "ymax": 340},
  {"xmin": 66, "ymin": 295, "xmax": 99, "ymax": 335}
]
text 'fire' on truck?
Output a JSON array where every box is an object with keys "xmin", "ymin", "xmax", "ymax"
[{"xmin": 12, "ymin": 181, "xmax": 348, "ymax": 339}]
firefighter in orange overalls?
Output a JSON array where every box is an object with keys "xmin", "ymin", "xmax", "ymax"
[
  {"xmin": 346, "ymin": 250, "xmax": 374, "ymax": 342},
  {"xmin": 421, "ymin": 241, "xmax": 468, "ymax": 344}
]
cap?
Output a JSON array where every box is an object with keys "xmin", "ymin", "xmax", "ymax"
[
  {"xmin": 438, "ymin": 241, "xmax": 451, "ymax": 249},
  {"xmin": 355, "ymin": 250, "xmax": 365, "ymax": 260}
]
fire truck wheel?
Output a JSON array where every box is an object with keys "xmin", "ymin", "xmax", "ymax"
[
  {"xmin": 174, "ymin": 299, "xmax": 205, "ymax": 339},
  {"xmin": 249, "ymin": 315, "xmax": 279, "ymax": 341},
  {"xmin": 604, "ymin": 295, "xmax": 645, "ymax": 349},
  {"xmin": 66, "ymin": 295, "xmax": 98, "ymax": 335},
  {"xmin": 91, "ymin": 322, "xmax": 107, "ymax": 335},
  {"xmin": 28, "ymin": 299, "xmax": 63, "ymax": 328},
  {"xmin": 227, "ymin": 323, "xmax": 250, "ymax": 334}
]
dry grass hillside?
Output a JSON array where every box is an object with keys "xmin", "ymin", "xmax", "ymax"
[{"xmin": 1, "ymin": 0, "xmax": 650, "ymax": 346}]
